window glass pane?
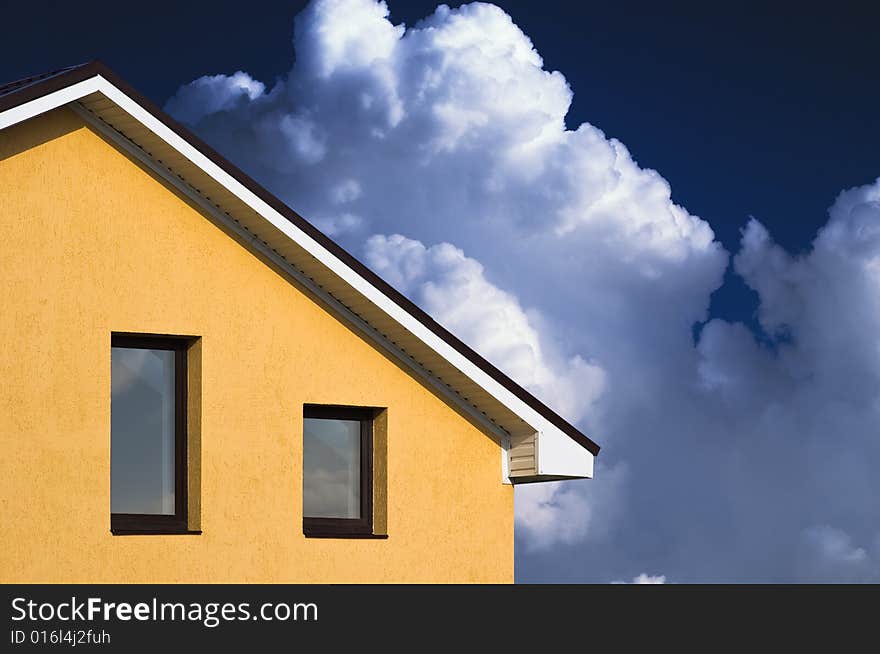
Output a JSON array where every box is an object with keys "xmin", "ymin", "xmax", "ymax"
[
  {"xmin": 111, "ymin": 347, "xmax": 176, "ymax": 514},
  {"xmin": 303, "ymin": 418, "xmax": 360, "ymax": 518}
]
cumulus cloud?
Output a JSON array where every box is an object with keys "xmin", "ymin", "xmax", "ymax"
[
  {"xmin": 164, "ymin": 72, "xmax": 264, "ymax": 125},
  {"xmin": 802, "ymin": 525, "xmax": 867, "ymax": 565},
  {"xmin": 797, "ymin": 525, "xmax": 874, "ymax": 583},
  {"xmin": 611, "ymin": 573, "xmax": 666, "ymax": 584},
  {"xmin": 364, "ymin": 234, "xmax": 606, "ymax": 422},
  {"xmin": 632, "ymin": 573, "xmax": 667, "ymax": 584},
  {"xmin": 166, "ymin": 0, "xmax": 880, "ymax": 582},
  {"xmin": 691, "ymin": 178, "xmax": 880, "ymax": 582},
  {"xmin": 516, "ymin": 462, "xmax": 627, "ymax": 551}
]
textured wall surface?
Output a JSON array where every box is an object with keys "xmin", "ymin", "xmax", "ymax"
[{"xmin": 0, "ymin": 108, "xmax": 513, "ymax": 583}]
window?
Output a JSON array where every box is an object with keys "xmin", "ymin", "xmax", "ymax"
[
  {"xmin": 302, "ymin": 405, "xmax": 376, "ymax": 537},
  {"xmin": 110, "ymin": 334, "xmax": 191, "ymax": 534}
]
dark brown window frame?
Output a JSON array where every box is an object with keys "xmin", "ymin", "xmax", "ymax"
[
  {"xmin": 303, "ymin": 405, "xmax": 384, "ymax": 539},
  {"xmin": 110, "ymin": 333, "xmax": 197, "ymax": 535}
]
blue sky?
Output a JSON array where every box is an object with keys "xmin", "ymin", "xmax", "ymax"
[{"xmin": 4, "ymin": 0, "xmax": 879, "ymax": 582}]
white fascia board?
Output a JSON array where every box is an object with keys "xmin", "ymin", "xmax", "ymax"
[
  {"xmin": 0, "ymin": 75, "xmax": 595, "ymax": 479},
  {"xmin": 537, "ymin": 430, "xmax": 594, "ymax": 478},
  {"xmin": 0, "ymin": 77, "xmax": 103, "ymax": 130}
]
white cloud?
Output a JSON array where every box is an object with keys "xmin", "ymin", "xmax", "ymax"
[
  {"xmin": 803, "ymin": 525, "xmax": 867, "ymax": 565},
  {"xmin": 796, "ymin": 525, "xmax": 874, "ymax": 582},
  {"xmin": 611, "ymin": 573, "xmax": 667, "ymax": 584},
  {"xmin": 632, "ymin": 573, "xmax": 667, "ymax": 584},
  {"xmin": 166, "ymin": 0, "xmax": 880, "ymax": 582},
  {"xmin": 516, "ymin": 463, "xmax": 627, "ymax": 551},
  {"xmin": 164, "ymin": 71, "xmax": 264, "ymax": 125},
  {"xmin": 365, "ymin": 234, "xmax": 606, "ymax": 421}
]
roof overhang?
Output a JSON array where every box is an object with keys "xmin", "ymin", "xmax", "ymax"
[{"xmin": 0, "ymin": 63, "xmax": 599, "ymax": 483}]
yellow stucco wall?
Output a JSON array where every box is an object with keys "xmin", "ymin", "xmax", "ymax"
[{"xmin": 0, "ymin": 108, "xmax": 513, "ymax": 583}]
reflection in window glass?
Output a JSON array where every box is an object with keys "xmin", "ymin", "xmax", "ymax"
[
  {"xmin": 303, "ymin": 418, "xmax": 360, "ymax": 518},
  {"xmin": 111, "ymin": 347, "xmax": 176, "ymax": 514}
]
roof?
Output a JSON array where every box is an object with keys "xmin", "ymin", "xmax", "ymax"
[
  {"xmin": 0, "ymin": 64, "xmax": 85, "ymax": 99},
  {"xmin": 0, "ymin": 61, "xmax": 599, "ymax": 479}
]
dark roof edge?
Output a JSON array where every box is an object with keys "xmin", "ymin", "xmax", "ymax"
[
  {"xmin": 0, "ymin": 61, "xmax": 600, "ymax": 456},
  {"xmin": 0, "ymin": 63, "xmax": 88, "ymax": 98}
]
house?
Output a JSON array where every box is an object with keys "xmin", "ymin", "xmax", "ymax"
[{"xmin": 0, "ymin": 62, "xmax": 599, "ymax": 583}]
